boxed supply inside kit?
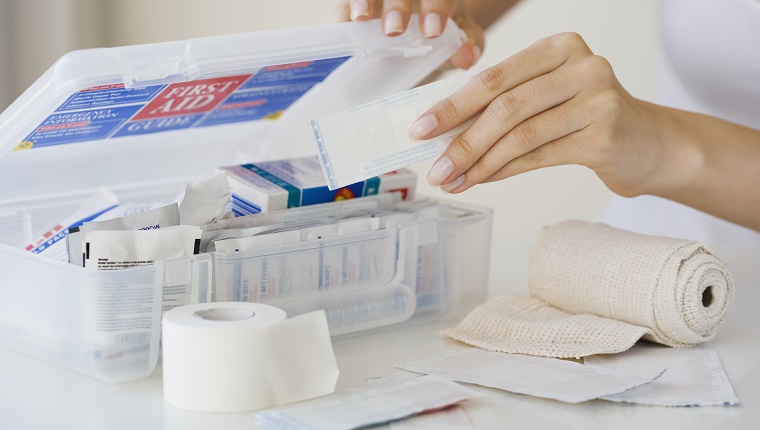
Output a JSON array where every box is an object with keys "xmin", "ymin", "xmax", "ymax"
[{"xmin": 0, "ymin": 18, "xmax": 492, "ymax": 383}]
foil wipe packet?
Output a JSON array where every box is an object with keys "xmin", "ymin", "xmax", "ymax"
[
  {"xmin": 311, "ymin": 73, "xmax": 475, "ymax": 190},
  {"xmin": 67, "ymin": 203, "xmax": 180, "ymax": 266},
  {"xmin": 83, "ymin": 226, "xmax": 202, "ymax": 271}
]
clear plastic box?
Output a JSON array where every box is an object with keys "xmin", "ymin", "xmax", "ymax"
[{"xmin": 0, "ymin": 18, "xmax": 491, "ymax": 383}]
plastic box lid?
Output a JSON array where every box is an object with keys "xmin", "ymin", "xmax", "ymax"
[{"xmin": 0, "ymin": 18, "xmax": 463, "ymax": 206}]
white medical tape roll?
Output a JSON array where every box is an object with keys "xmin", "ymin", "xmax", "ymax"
[{"xmin": 162, "ymin": 302, "xmax": 339, "ymax": 413}]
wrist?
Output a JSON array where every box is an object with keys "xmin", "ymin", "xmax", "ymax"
[{"xmin": 637, "ymin": 102, "xmax": 706, "ymax": 201}]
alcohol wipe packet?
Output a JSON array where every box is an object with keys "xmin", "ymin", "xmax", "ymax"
[{"xmin": 311, "ymin": 72, "xmax": 475, "ymax": 190}]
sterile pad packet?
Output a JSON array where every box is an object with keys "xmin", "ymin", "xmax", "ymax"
[
  {"xmin": 312, "ymin": 72, "xmax": 475, "ymax": 190},
  {"xmin": 256, "ymin": 373, "xmax": 481, "ymax": 430},
  {"xmin": 395, "ymin": 348, "xmax": 667, "ymax": 404},
  {"xmin": 585, "ymin": 343, "xmax": 739, "ymax": 406}
]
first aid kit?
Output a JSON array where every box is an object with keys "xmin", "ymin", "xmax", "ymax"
[{"xmin": 0, "ymin": 18, "xmax": 492, "ymax": 383}]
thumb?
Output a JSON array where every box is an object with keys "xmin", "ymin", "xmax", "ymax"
[{"xmin": 449, "ymin": 15, "xmax": 485, "ymax": 70}]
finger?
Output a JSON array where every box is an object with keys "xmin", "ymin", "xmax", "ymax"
[
  {"xmin": 482, "ymin": 131, "xmax": 589, "ymax": 184},
  {"xmin": 382, "ymin": 0, "xmax": 413, "ymax": 35},
  {"xmin": 427, "ymin": 58, "xmax": 588, "ymax": 187},
  {"xmin": 418, "ymin": 0, "xmax": 456, "ymax": 38},
  {"xmin": 449, "ymin": 38, "xmax": 484, "ymax": 71},
  {"xmin": 411, "ymin": 32, "xmax": 593, "ymax": 141},
  {"xmin": 448, "ymin": 8, "xmax": 485, "ymax": 69},
  {"xmin": 433, "ymin": 60, "xmax": 587, "ymax": 187},
  {"xmin": 349, "ymin": 0, "xmax": 376, "ymax": 21},
  {"xmin": 440, "ymin": 96, "xmax": 592, "ymax": 193},
  {"xmin": 337, "ymin": 0, "xmax": 350, "ymax": 21}
]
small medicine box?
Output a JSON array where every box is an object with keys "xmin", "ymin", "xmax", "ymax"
[
  {"xmin": 222, "ymin": 155, "xmax": 417, "ymax": 215},
  {"xmin": 0, "ymin": 18, "xmax": 492, "ymax": 383}
]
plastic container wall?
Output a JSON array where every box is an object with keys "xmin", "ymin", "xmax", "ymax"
[
  {"xmin": 0, "ymin": 235, "xmax": 212, "ymax": 383},
  {"xmin": 437, "ymin": 204, "xmax": 493, "ymax": 319}
]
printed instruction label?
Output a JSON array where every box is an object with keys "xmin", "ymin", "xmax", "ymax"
[{"xmin": 21, "ymin": 56, "xmax": 350, "ymax": 149}]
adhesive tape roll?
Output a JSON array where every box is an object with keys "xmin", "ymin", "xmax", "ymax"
[{"xmin": 162, "ymin": 302, "xmax": 339, "ymax": 413}]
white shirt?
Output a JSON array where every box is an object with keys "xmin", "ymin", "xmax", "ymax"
[{"xmin": 600, "ymin": 0, "xmax": 760, "ymax": 257}]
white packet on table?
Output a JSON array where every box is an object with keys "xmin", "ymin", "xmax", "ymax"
[
  {"xmin": 25, "ymin": 187, "xmax": 119, "ymax": 261},
  {"xmin": 395, "ymin": 348, "xmax": 667, "ymax": 404},
  {"xmin": 67, "ymin": 202, "xmax": 180, "ymax": 266},
  {"xmin": 311, "ymin": 73, "xmax": 475, "ymax": 190},
  {"xmin": 389, "ymin": 405, "xmax": 472, "ymax": 430},
  {"xmin": 178, "ymin": 171, "xmax": 232, "ymax": 225},
  {"xmin": 256, "ymin": 373, "xmax": 481, "ymax": 430},
  {"xmin": 83, "ymin": 225, "xmax": 202, "ymax": 271},
  {"xmin": 585, "ymin": 343, "xmax": 739, "ymax": 406}
]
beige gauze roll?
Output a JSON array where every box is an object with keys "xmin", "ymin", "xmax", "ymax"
[{"xmin": 443, "ymin": 220, "xmax": 735, "ymax": 358}]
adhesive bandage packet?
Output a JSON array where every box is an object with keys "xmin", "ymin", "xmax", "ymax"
[
  {"xmin": 311, "ymin": 72, "xmax": 475, "ymax": 190},
  {"xmin": 220, "ymin": 155, "xmax": 416, "ymax": 216},
  {"xmin": 256, "ymin": 373, "xmax": 481, "ymax": 430},
  {"xmin": 25, "ymin": 187, "xmax": 119, "ymax": 261}
]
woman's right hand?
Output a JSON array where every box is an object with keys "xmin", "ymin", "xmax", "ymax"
[{"xmin": 336, "ymin": 0, "xmax": 485, "ymax": 69}]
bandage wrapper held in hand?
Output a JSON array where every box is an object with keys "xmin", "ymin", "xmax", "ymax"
[{"xmin": 444, "ymin": 220, "xmax": 734, "ymax": 358}]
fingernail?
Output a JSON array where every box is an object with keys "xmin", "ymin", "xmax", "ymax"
[
  {"xmin": 409, "ymin": 114, "xmax": 437, "ymax": 140},
  {"xmin": 440, "ymin": 175, "xmax": 465, "ymax": 193},
  {"xmin": 427, "ymin": 156, "xmax": 454, "ymax": 186},
  {"xmin": 423, "ymin": 13, "xmax": 442, "ymax": 38},
  {"xmin": 350, "ymin": 0, "xmax": 369, "ymax": 20},
  {"xmin": 384, "ymin": 10, "xmax": 404, "ymax": 35}
]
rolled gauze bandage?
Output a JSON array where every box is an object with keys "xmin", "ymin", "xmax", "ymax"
[
  {"xmin": 443, "ymin": 220, "xmax": 734, "ymax": 358},
  {"xmin": 162, "ymin": 303, "xmax": 339, "ymax": 412}
]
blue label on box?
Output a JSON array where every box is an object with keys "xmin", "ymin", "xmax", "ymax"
[
  {"xmin": 23, "ymin": 105, "xmax": 143, "ymax": 148},
  {"xmin": 198, "ymin": 83, "xmax": 314, "ymax": 127},
  {"xmin": 56, "ymin": 84, "xmax": 167, "ymax": 112},
  {"xmin": 301, "ymin": 183, "xmax": 366, "ymax": 206},
  {"xmin": 111, "ymin": 113, "xmax": 203, "ymax": 137},
  {"xmin": 240, "ymin": 57, "xmax": 349, "ymax": 89},
  {"xmin": 19, "ymin": 56, "xmax": 352, "ymax": 149}
]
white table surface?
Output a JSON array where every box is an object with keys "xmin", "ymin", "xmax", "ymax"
[{"xmin": 1, "ymin": 244, "xmax": 758, "ymax": 430}]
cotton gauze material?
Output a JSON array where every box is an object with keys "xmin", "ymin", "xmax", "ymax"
[{"xmin": 443, "ymin": 220, "xmax": 734, "ymax": 358}]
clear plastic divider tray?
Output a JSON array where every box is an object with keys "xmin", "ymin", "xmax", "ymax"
[{"xmin": 0, "ymin": 196, "xmax": 490, "ymax": 383}]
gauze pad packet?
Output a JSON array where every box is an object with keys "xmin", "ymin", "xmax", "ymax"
[{"xmin": 311, "ymin": 73, "xmax": 474, "ymax": 190}]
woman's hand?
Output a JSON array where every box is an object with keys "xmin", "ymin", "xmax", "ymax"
[
  {"xmin": 411, "ymin": 32, "xmax": 689, "ymax": 199},
  {"xmin": 336, "ymin": 0, "xmax": 484, "ymax": 69}
]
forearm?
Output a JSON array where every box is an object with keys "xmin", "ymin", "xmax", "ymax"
[
  {"xmin": 651, "ymin": 104, "xmax": 760, "ymax": 231},
  {"xmin": 465, "ymin": 0, "xmax": 521, "ymax": 30}
]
